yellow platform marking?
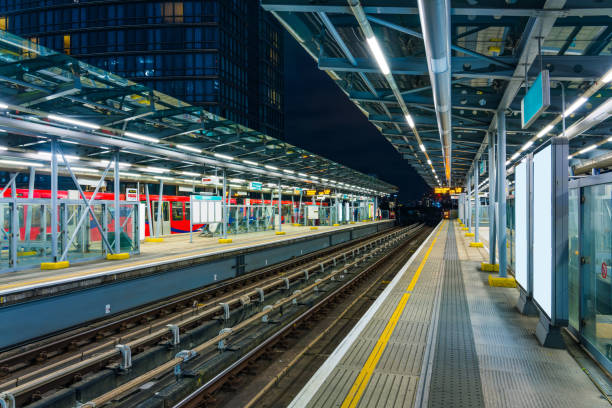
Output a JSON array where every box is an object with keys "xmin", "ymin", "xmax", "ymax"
[
  {"xmin": 18, "ymin": 251, "xmax": 37, "ymax": 257},
  {"xmin": 469, "ymin": 242, "xmax": 484, "ymax": 248},
  {"xmin": 465, "ymin": 232, "xmax": 474, "ymax": 237},
  {"xmin": 481, "ymin": 262, "xmax": 499, "ymax": 272},
  {"xmin": 341, "ymin": 221, "xmax": 445, "ymax": 408},
  {"xmin": 145, "ymin": 237, "xmax": 164, "ymax": 243},
  {"xmin": 40, "ymin": 261, "xmax": 69, "ymax": 270},
  {"xmin": 488, "ymin": 275, "xmax": 516, "ymax": 288},
  {"xmin": 106, "ymin": 253, "xmax": 130, "ymax": 260},
  {"xmin": 310, "ymin": 227, "xmax": 318, "ymax": 230},
  {"xmin": 218, "ymin": 238, "xmax": 233, "ymax": 243},
  {"xmin": 275, "ymin": 231, "xmax": 286, "ymax": 235}
]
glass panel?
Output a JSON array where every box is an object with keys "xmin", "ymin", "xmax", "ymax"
[
  {"xmin": 568, "ymin": 186, "xmax": 580, "ymax": 330},
  {"xmin": 581, "ymin": 183, "xmax": 612, "ymax": 360}
]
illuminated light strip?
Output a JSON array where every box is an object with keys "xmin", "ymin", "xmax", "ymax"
[
  {"xmin": 365, "ymin": 36, "xmax": 390, "ymax": 75},
  {"xmin": 0, "ymin": 159, "xmax": 44, "ymax": 168},
  {"xmin": 48, "ymin": 114, "xmax": 100, "ymax": 130},
  {"xmin": 213, "ymin": 153, "xmax": 234, "ymax": 161},
  {"xmin": 124, "ymin": 131, "xmax": 159, "ymax": 143},
  {"xmin": 243, "ymin": 160, "xmax": 258, "ymax": 166},
  {"xmin": 176, "ymin": 144, "xmax": 201, "ymax": 153}
]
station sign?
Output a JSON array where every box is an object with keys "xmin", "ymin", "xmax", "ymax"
[
  {"xmin": 521, "ymin": 70, "xmax": 550, "ymax": 129},
  {"xmin": 201, "ymin": 176, "xmax": 220, "ymax": 185},
  {"xmin": 306, "ymin": 189, "xmax": 317, "ymax": 196},
  {"xmin": 434, "ymin": 187, "xmax": 463, "ymax": 195},
  {"xmin": 249, "ymin": 181, "xmax": 262, "ymax": 191},
  {"xmin": 126, "ymin": 188, "xmax": 139, "ymax": 201},
  {"xmin": 479, "ymin": 160, "xmax": 487, "ymax": 176}
]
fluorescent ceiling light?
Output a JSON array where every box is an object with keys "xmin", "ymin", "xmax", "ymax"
[
  {"xmin": 36, "ymin": 152, "xmax": 81, "ymax": 161},
  {"xmin": 365, "ymin": 36, "xmax": 390, "ymax": 75},
  {"xmin": 578, "ymin": 145, "xmax": 597, "ymax": 154},
  {"xmin": 181, "ymin": 171, "xmax": 200, "ymax": 177},
  {"xmin": 0, "ymin": 102, "xmax": 8, "ymax": 109},
  {"xmin": 176, "ymin": 144, "xmax": 201, "ymax": 153},
  {"xmin": 71, "ymin": 166, "xmax": 99, "ymax": 173},
  {"xmin": 298, "ymin": 172, "xmax": 308, "ymax": 177},
  {"xmin": 124, "ymin": 131, "xmax": 159, "ymax": 143},
  {"xmin": 0, "ymin": 146, "xmax": 6, "ymax": 151},
  {"xmin": 520, "ymin": 140, "xmax": 533, "ymax": 151},
  {"xmin": 427, "ymin": 159, "xmax": 432, "ymax": 165},
  {"xmin": 602, "ymin": 68, "xmax": 612, "ymax": 83},
  {"xmin": 536, "ymin": 124, "xmax": 554, "ymax": 138},
  {"xmin": 119, "ymin": 172, "xmax": 141, "ymax": 177},
  {"xmin": 283, "ymin": 169, "xmax": 294, "ymax": 174},
  {"xmin": 510, "ymin": 152, "xmax": 519, "ymax": 161},
  {"xmin": 48, "ymin": 114, "xmax": 100, "ymax": 130},
  {"xmin": 243, "ymin": 160, "xmax": 258, "ymax": 166},
  {"xmin": 405, "ymin": 114, "xmax": 415, "ymax": 128},
  {"xmin": 265, "ymin": 165, "xmax": 278, "ymax": 170},
  {"xmin": 563, "ymin": 97, "xmax": 587, "ymax": 117},
  {"xmin": 419, "ymin": 144, "xmax": 426, "ymax": 152},
  {"xmin": 0, "ymin": 159, "xmax": 44, "ymax": 167},
  {"xmin": 214, "ymin": 153, "xmax": 234, "ymax": 161},
  {"xmin": 311, "ymin": 176, "xmax": 319, "ymax": 180},
  {"xmin": 229, "ymin": 184, "xmax": 242, "ymax": 189},
  {"xmin": 144, "ymin": 166, "xmax": 167, "ymax": 174},
  {"xmin": 608, "ymin": 136, "xmax": 612, "ymax": 142},
  {"xmin": 230, "ymin": 178, "xmax": 245, "ymax": 183}
]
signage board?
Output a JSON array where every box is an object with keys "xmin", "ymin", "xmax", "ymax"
[
  {"xmin": 306, "ymin": 190, "xmax": 316, "ymax": 196},
  {"xmin": 179, "ymin": 186, "xmax": 194, "ymax": 192},
  {"xmin": 521, "ymin": 70, "xmax": 550, "ymax": 129},
  {"xmin": 191, "ymin": 195, "xmax": 222, "ymax": 224},
  {"xmin": 126, "ymin": 188, "xmax": 139, "ymax": 201},
  {"xmin": 249, "ymin": 181, "xmax": 262, "ymax": 191},
  {"xmin": 201, "ymin": 176, "xmax": 220, "ymax": 185},
  {"xmin": 307, "ymin": 205, "xmax": 319, "ymax": 220},
  {"xmin": 479, "ymin": 160, "xmax": 487, "ymax": 176}
]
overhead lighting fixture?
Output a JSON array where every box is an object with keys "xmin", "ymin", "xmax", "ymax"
[
  {"xmin": 0, "ymin": 102, "xmax": 8, "ymax": 109},
  {"xmin": 510, "ymin": 152, "xmax": 520, "ymax": 161},
  {"xmin": 181, "ymin": 171, "xmax": 200, "ymax": 177},
  {"xmin": 214, "ymin": 153, "xmax": 234, "ymax": 161},
  {"xmin": 419, "ymin": 144, "xmax": 426, "ymax": 152},
  {"xmin": 119, "ymin": 172, "xmax": 141, "ymax": 178},
  {"xmin": 48, "ymin": 114, "xmax": 100, "ymax": 130},
  {"xmin": 427, "ymin": 159, "xmax": 432, "ymax": 165},
  {"xmin": 520, "ymin": 140, "xmax": 533, "ymax": 152},
  {"xmin": 563, "ymin": 97, "xmax": 587, "ymax": 117},
  {"xmin": 536, "ymin": 124, "xmax": 554, "ymax": 138},
  {"xmin": 405, "ymin": 114, "xmax": 415, "ymax": 128},
  {"xmin": 36, "ymin": 152, "xmax": 81, "ymax": 161},
  {"xmin": 176, "ymin": 144, "xmax": 201, "ymax": 153},
  {"xmin": 0, "ymin": 159, "xmax": 44, "ymax": 167},
  {"xmin": 243, "ymin": 160, "xmax": 258, "ymax": 166},
  {"xmin": 608, "ymin": 136, "xmax": 612, "ymax": 142},
  {"xmin": 283, "ymin": 169, "xmax": 294, "ymax": 174},
  {"xmin": 230, "ymin": 178, "xmax": 246, "ymax": 183},
  {"xmin": 578, "ymin": 145, "xmax": 597, "ymax": 155},
  {"xmin": 265, "ymin": 165, "xmax": 278, "ymax": 170},
  {"xmin": 298, "ymin": 172, "xmax": 308, "ymax": 177},
  {"xmin": 602, "ymin": 68, "xmax": 612, "ymax": 83},
  {"xmin": 71, "ymin": 166, "xmax": 99, "ymax": 173},
  {"xmin": 0, "ymin": 146, "xmax": 6, "ymax": 151},
  {"xmin": 365, "ymin": 36, "xmax": 390, "ymax": 75},
  {"xmin": 144, "ymin": 166, "xmax": 167, "ymax": 174},
  {"xmin": 124, "ymin": 131, "xmax": 159, "ymax": 143}
]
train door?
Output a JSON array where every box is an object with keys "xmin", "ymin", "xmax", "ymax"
[{"xmin": 152, "ymin": 201, "xmax": 171, "ymax": 235}]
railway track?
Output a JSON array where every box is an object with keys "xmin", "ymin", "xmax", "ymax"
[{"xmin": 0, "ymin": 224, "xmax": 419, "ymax": 408}]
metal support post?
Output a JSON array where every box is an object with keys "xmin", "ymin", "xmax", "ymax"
[
  {"xmin": 114, "ymin": 151, "xmax": 121, "ymax": 254},
  {"xmin": 277, "ymin": 179, "xmax": 282, "ymax": 232},
  {"xmin": 145, "ymin": 184, "xmax": 153, "ymax": 237},
  {"xmin": 51, "ymin": 138, "xmax": 59, "ymax": 262},
  {"xmin": 488, "ymin": 131, "xmax": 497, "ymax": 265},
  {"xmin": 9, "ymin": 175, "xmax": 17, "ymax": 267},
  {"xmin": 222, "ymin": 169, "xmax": 227, "ymax": 238},
  {"xmin": 497, "ymin": 113, "xmax": 508, "ymax": 277},
  {"xmin": 156, "ymin": 180, "xmax": 163, "ymax": 238},
  {"xmin": 467, "ymin": 174, "xmax": 472, "ymax": 233},
  {"xmin": 24, "ymin": 167, "xmax": 35, "ymax": 242},
  {"xmin": 474, "ymin": 163, "xmax": 479, "ymax": 242},
  {"xmin": 374, "ymin": 196, "xmax": 378, "ymax": 220},
  {"xmin": 298, "ymin": 191, "xmax": 303, "ymax": 226}
]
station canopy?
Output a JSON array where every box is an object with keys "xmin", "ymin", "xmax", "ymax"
[
  {"xmin": 0, "ymin": 30, "xmax": 397, "ymax": 196},
  {"xmin": 262, "ymin": 0, "xmax": 612, "ymax": 188}
]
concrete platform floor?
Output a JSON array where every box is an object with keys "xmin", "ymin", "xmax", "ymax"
[{"xmin": 0, "ymin": 221, "xmax": 385, "ymax": 293}]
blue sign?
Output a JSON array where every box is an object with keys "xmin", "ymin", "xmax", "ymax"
[
  {"xmin": 191, "ymin": 195, "xmax": 221, "ymax": 201},
  {"xmin": 249, "ymin": 181, "xmax": 262, "ymax": 191},
  {"xmin": 521, "ymin": 70, "xmax": 550, "ymax": 129}
]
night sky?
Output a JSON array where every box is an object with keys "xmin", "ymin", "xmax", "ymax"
[{"xmin": 282, "ymin": 33, "xmax": 429, "ymax": 202}]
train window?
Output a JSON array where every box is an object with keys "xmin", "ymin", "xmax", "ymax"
[
  {"xmin": 172, "ymin": 203, "xmax": 184, "ymax": 221},
  {"xmin": 163, "ymin": 202, "xmax": 170, "ymax": 222},
  {"xmin": 184, "ymin": 202, "xmax": 190, "ymax": 221}
]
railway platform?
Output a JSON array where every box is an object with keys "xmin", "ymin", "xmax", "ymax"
[
  {"xmin": 290, "ymin": 220, "xmax": 610, "ymax": 408},
  {"xmin": 0, "ymin": 220, "xmax": 393, "ymax": 349}
]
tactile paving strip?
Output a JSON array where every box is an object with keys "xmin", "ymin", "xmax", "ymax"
[{"xmin": 428, "ymin": 225, "xmax": 485, "ymax": 408}]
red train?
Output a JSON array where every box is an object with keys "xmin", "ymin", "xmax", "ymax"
[{"xmin": 3, "ymin": 188, "xmax": 328, "ymax": 239}]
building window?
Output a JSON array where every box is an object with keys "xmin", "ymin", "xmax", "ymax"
[
  {"xmin": 0, "ymin": 17, "xmax": 7, "ymax": 31},
  {"xmin": 63, "ymin": 34, "xmax": 70, "ymax": 54},
  {"xmin": 161, "ymin": 2, "xmax": 183, "ymax": 24}
]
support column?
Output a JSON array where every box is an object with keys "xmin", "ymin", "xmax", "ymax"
[
  {"xmin": 276, "ymin": 179, "xmax": 284, "ymax": 234},
  {"xmin": 496, "ymin": 112, "xmax": 508, "ymax": 278},
  {"xmin": 218, "ymin": 169, "xmax": 231, "ymax": 243},
  {"xmin": 114, "ymin": 151, "xmax": 121, "ymax": 255},
  {"xmin": 50, "ymin": 138, "xmax": 59, "ymax": 263},
  {"xmin": 157, "ymin": 179, "xmax": 163, "ymax": 239},
  {"xmin": 474, "ymin": 163, "xmax": 480, "ymax": 244},
  {"xmin": 488, "ymin": 131, "xmax": 497, "ymax": 266},
  {"xmin": 467, "ymin": 174, "xmax": 472, "ymax": 233},
  {"xmin": 25, "ymin": 167, "xmax": 35, "ymax": 242}
]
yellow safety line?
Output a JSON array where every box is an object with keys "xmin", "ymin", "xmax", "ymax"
[{"xmin": 340, "ymin": 221, "xmax": 445, "ymax": 408}]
